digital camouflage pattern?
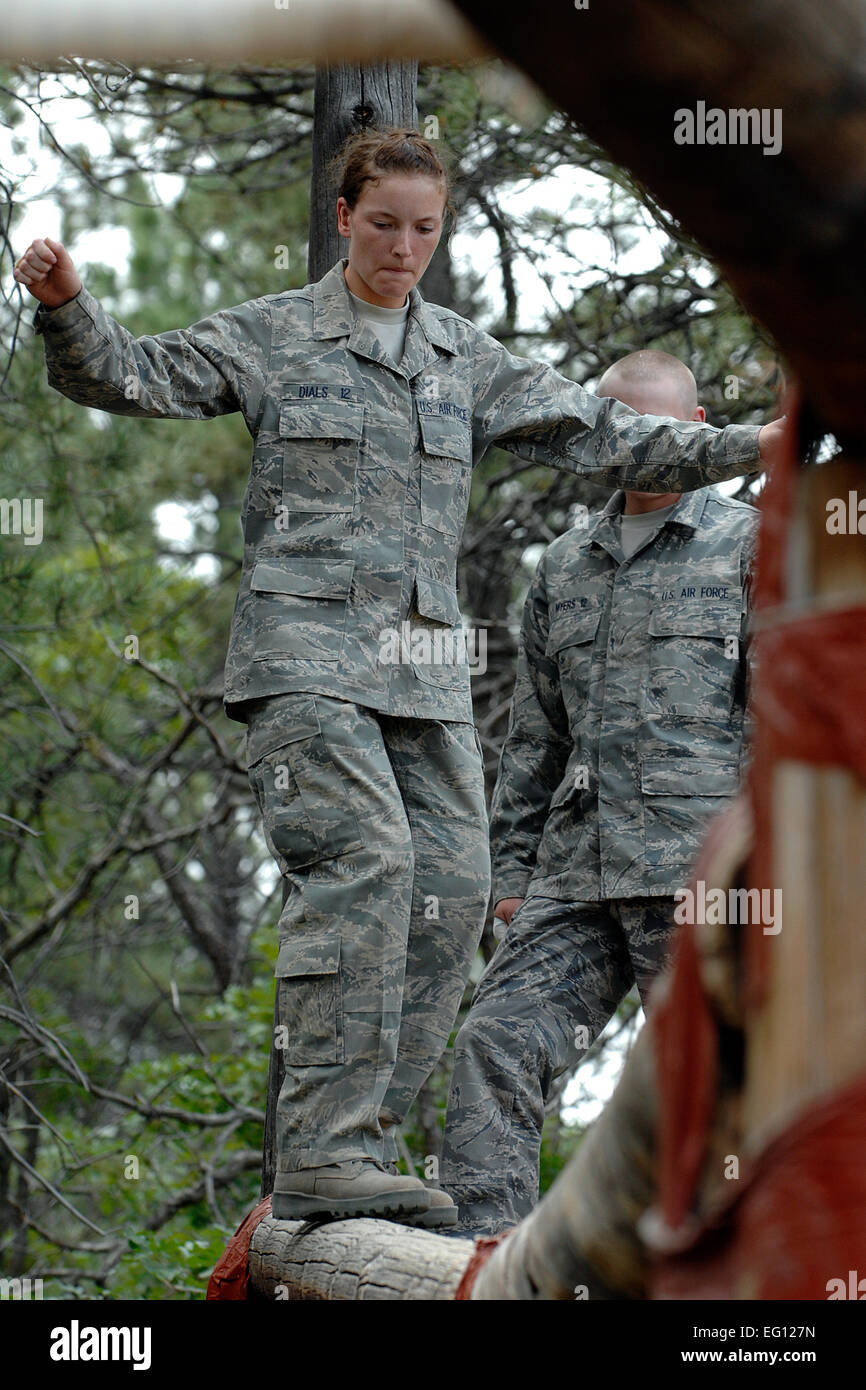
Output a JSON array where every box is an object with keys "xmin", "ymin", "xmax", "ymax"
[
  {"xmin": 441, "ymin": 485, "xmax": 758, "ymax": 1233},
  {"xmin": 488, "ymin": 485, "xmax": 759, "ymax": 901},
  {"xmin": 34, "ymin": 261, "xmax": 759, "ymax": 1189},
  {"xmin": 34, "ymin": 259, "xmax": 762, "ymax": 725},
  {"xmin": 440, "ymin": 893, "xmax": 675, "ymax": 1233},
  {"xmin": 244, "ymin": 689, "xmax": 489, "ymax": 1173}
]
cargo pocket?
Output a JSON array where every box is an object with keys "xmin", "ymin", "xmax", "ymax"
[
  {"xmin": 645, "ymin": 599, "xmax": 741, "ymax": 719},
  {"xmin": 641, "ymin": 756, "xmax": 739, "ymax": 866},
  {"xmin": 250, "ymin": 555, "xmax": 354, "ymax": 662},
  {"xmin": 246, "ymin": 695, "xmax": 365, "ymax": 870},
  {"xmin": 545, "ymin": 605, "xmax": 603, "ymax": 722},
  {"xmin": 409, "ymin": 573, "xmax": 467, "ymax": 687},
  {"xmin": 275, "ymin": 932, "xmax": 344, "ymax": 1065},
  {"xmin": 280, "ymin": 393, "xmax": 364, "ymax": 512},
  {"xmin": 417, "ymin": 408, "xmax": 473, "ymax": 537}
]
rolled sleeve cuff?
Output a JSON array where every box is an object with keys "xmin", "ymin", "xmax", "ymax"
[{"xmin": 723, "ymin": 422, "xmax": 763, "ymax": 470}]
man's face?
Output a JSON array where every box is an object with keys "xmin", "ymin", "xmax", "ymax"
[
  {"xmin": 336, "ymin": 173, "xmax": 445, "ymax": 308},
  {"xmin": 601, "ymin": 379, "xmax": 704, "ymax": 505}
]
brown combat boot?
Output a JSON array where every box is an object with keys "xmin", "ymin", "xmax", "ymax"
[
  {"xmin": 383, "ymin": 1163, "xmax": 458, "ymax": 1228},
  {"xmin": 271, "ymin": 1159, "xmax": 432, "ymax": 1221}
]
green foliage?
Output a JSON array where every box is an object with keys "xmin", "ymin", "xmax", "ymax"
[{"xmin": 17, "ymin": 928, "xmax": 276, "ymax": 1299}]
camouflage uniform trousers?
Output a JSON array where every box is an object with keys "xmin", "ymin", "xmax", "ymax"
[
  {"xmin": 440, "ymin": 892, "xmax": 677, "ymax": 1234},
  {"xmin": 244, "ymin": 690, "xmax": 490, "ymax": 1181}
]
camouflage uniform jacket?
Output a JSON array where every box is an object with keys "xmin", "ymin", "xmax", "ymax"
[
  {"xmin": 34, "ymin": 259, "xmax": 761, "ymax": 723},
  {"xmin": 489, "ymin": 486, "xmax": 759, "ymax": 900}
]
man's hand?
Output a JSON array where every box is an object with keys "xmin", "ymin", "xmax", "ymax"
[
  {"xmin": 757, "ymin": 416, "xmax": 786, "ymax": 470},
  {"xmin": 494, "ymin": 897, "xmax": 525, "ymax": 926},
  {"xmin": 13, "ymin": 237, "xmax": 82, "ymax": 308}
]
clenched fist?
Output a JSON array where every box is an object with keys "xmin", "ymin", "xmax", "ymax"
[{"xmin": 13, "ymin": 237, "xmax": 82, "ymax": 309}]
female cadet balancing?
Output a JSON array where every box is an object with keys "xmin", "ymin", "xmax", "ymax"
[{"xmin": 16, "ymin": 127, "xmax": 780, "ymax": 1226}]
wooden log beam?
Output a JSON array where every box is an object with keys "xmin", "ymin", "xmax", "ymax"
[
  {"xmin": 248, "ymin": 1215, "xmax": 474, "ymax": 1300},
  {"xmin": 0, "ymin": 0, "xmax": 489, "ymax": 64}
]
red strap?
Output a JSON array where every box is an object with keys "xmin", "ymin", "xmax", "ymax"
[
  {"xmin": 206, "ymin": 1195, "xmax": 273, "ymax": 1300},
  {"xmin": 652, "ymin": 1069, "xmax": 866, "ymax": 1299},
  {"xmin": 454, "ymin": 1231, "xmax": 513, "ymax": 1300}
]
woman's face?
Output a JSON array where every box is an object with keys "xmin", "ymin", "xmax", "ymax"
[{"xmin": 336, "ymin": 173, "xmax": 446, "ymax": 308}]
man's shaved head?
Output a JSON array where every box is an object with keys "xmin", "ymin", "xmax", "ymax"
[
  {"xmin": 595, "ymin": 349, "xmax": 704, "ymax": 512},
  {"xmin": 597, "ymin": 349, "xmax": 698, "ymax": 420}
]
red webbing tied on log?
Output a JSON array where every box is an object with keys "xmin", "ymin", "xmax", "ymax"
[
  {"xmin": 752, "ymin": 606, "xmax": 866, "ymax": 774},
  {"xmin": 748, "ymin": 603, "xmax": 866, "ymax": 1004},
  {"xmin": 206, "ymin": 1195, "xmax": 272, "ymax": 1300},
  {"xmin": 652, "ymin": 1069, "xmax": 866, "ymax": 1300},
  {"xmin": 454, "ymin": 1231, "xmax": 512, "ymax": 1300}
]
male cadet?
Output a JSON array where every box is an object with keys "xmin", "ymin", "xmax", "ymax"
[{"xmin": 440, "ymin": 349, "xmax": 759, "ymax": 1236}]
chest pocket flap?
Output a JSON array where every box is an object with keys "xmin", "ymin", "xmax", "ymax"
[
  {"xmin": 417, "ymin": 408, "xmax": 472, "ymax": 462},
  {"xmin": 545, "ymin": 604, "xmax": 603, "ymax": 655},
  {"xmin": 648, "ymin": 595, "xmax": 742, "ymax": 638},
  {"xmin": 280, "ymin": 397, "xmax": 364, "ymax": 440},
  {"xmin": 641, "ymin": 757, "xmax": 739, "ymax": 796}
]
